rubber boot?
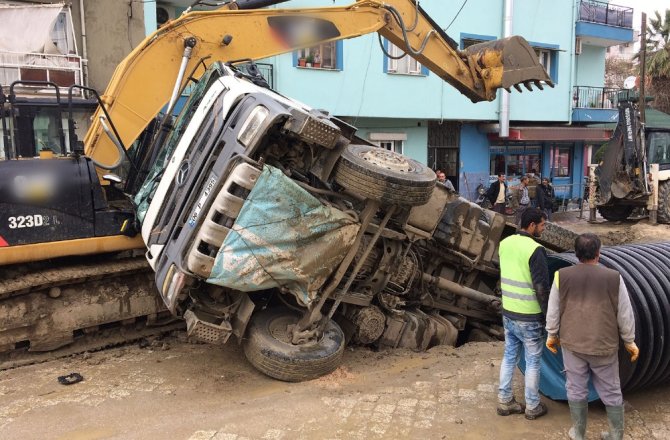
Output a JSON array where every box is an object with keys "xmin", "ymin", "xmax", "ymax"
[
  {"xmin": 600, "ymin": 405, "xmax": 624, "ymax": 440},
  {"xmin": 568, "ymin": 400, "xmax": 588, "ymax": 440}
]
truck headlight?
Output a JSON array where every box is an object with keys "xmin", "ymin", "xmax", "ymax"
[
  {"xmin": 162, "ymin": 264, "xmax": 186, "ymax": 312},
  {"xmin": 238, "ymin": 106, "xmax": 269, "ymax": 147}
]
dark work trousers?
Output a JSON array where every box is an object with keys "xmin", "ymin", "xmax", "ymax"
[
  {"xmin": 494, "ymin": 203, "xmax": 506, "ymax": 214},
  {"xmin": 562, "ymin": 348, "xmax": 623, "ymax": 406}
]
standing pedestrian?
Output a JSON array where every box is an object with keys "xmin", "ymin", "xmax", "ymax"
[
  {"xmin": 545, "ymin": 233, "xmax": 638, "ymax": 440},
  {"xmin": 515, "ymin": 176, "xmax": 531, "ymax": 226},
  {"xmin": 537, "ymin": 177, "xmax": 555, "ymax": 220},
  {"xmin": 486, "ymin": 173, "xmax": 508, "ymax": 215},
  {"xmin": 496, "ymin": 208, "xmax": 550, "ymax": 420}
]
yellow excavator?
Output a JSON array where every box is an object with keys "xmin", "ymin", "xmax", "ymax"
[{"xmin": 0, "ymin": 0, "xmax": 552, "ymax": 376}]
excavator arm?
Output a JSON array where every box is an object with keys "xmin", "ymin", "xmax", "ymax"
[{"xmin": 84, "ymin": 0, "xmax": 552, "ymax": 168}]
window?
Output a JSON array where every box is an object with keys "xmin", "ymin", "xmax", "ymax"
[
  {"xmin": 535, "ymin": 49, "xmax": 552, "ymax": 74},
  {"xmin": 296, "ymin": 41, "xmax": 340, "ymax": 69},
  {"xmin": 385, "ymin": 41, "xmax": 427, "ymax": 76},
  {"xmin": 550, "ymin": 145, "xmax": 572, "ymax": 177},
  {"xmin": 533, "ymin": 46, "xmax": 558, "ymax": 83},
  {"xmin": 489, "ymin": 145, "xmax": 542, "ymax": 180},
  {"xmin": 648, "ymin": 132, "xmax": 670, "ymax": 166},
  {"xmin": 462, "ymin": 38, "xmax": 487, "ymax": 49},
  {"xmin": 375, "ymin": 140, "xmax": 404, "ymax": 154}
]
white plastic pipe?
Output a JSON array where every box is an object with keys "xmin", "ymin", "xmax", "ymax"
[{"xmin": 499, "ymin": 0, "xmax": 513, "ymax": 138}]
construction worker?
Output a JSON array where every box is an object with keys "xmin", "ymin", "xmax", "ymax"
[
  {"xmin": 546, "ymin": 233, "xmax": 638, "ymax": 440},
  {"xmin": 496, "ymin": 208, "xmax": 550, "ymax": 420}
]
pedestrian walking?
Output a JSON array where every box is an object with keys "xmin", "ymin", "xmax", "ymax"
[
  {"xmin": 486, "ymin": 173, "xmax": 508, "ymax": 215},
  {"xmin": 545, "ymin": 233, "xmax": 638, "ymax": 440},
  {"xmin": 515, "ymin": 176, "xmax": 531, "ymax": 226},
  {"xmin": 496, "ymin": 208, "xmax": 550, "ymax": 420},
  {"xmin": 537, "ymin": 177, "xmax": 555, "ymax": 220}
]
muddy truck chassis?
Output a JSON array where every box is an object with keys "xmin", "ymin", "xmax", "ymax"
[{"xmin": 0, "ymin": 0, "xmax": 556, "ymax": 377}]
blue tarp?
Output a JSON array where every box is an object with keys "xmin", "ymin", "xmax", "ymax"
[
  {"xmin": 518, "ymin": 344, "xmax": 599, "ymax": 402},
  {"xmin": 207, "ymin": 165, "xmax": 360, "ymax": 305}
]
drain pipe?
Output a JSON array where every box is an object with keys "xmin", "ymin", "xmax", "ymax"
[
  {"xmin": 498, "ymin": 0, "xmax": 513, "ymax": 137},
  {"xmin": 79, "ymin": 0, "xmax": 89, "ymax": 89}
]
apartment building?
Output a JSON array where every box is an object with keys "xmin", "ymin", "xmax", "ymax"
[{"xmin": 1, "ymin": 0, "xmax": 635, "ymax": 201}]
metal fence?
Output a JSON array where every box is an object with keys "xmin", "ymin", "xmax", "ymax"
[
  {"xmin": 0, "ymin": 51, "xmax": 83, "ymax": 95},
  {"xmin": 573, "ymin": 86, "xmax": 620, "ymax": 109},
  {"xmin": 579, "ymin": 0, "xmax": 633, "ymax": 28}
]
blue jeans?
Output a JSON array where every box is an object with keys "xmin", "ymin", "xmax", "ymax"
[{"xmin": 498, "ymin": 316, "xmax": 544, "ymax": 409}]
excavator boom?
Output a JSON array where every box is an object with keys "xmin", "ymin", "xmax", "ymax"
[{"xmin": 84, "ymin": 0, "xmax": 552, "ymax": 169}]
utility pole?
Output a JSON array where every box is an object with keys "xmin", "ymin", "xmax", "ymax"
[{"xmin": 640, "ymin": 12, "xmax": 647, "ymax": 125}]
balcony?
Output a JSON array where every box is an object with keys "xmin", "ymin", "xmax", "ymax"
[
  {"xmin": 0, "ymin": 51, "xmax": 84, "ymax": 97},
  {"xmin": 576, "ymin": 1, "xmax": 634, "ymax": 47},
  {"xmin": 572, "ymin": 86, "xmax": 620, "ymax": 123}
]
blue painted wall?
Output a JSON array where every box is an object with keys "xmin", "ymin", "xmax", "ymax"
[
  {"xmin": 271, "ymin": 0, "xmax": 573, "ymax": 123},
  {"xmin": 575, "ymin": 45, "xmax": 607, "ymax": 87},
  {"xmin": 459, "ymin": 124, "xmax": 491, "ymax": 201}
]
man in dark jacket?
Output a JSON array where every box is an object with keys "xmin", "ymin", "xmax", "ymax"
[
  {"xmin": 486, "ymin": 173, "xmax": 508, "ymax": 214},
  {"xmin": 546, "ymin": 233, "xmax": 638, "ymax": 440},
  {"xmin": 536, "ymin": 177, "xmax": 555, "ymax": 220},
  {"xmin": 497, "ymin": 208, "xmax": 550, "ymax": 420}
]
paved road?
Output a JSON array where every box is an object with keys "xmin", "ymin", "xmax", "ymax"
[{"xmin": 1, "ymin": 338, "xmax": 668, "ymax": 440}]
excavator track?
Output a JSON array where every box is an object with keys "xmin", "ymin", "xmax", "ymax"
[{"xmin": 0, "ymin": 255, "xmax": 183, "ymax": 370}]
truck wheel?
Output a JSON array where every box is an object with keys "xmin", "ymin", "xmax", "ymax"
[
  {"xmin": 657, "ymin": 181, "xmax": 670, "ymax": 224},
  {"xmin": 242, "ymin": 308, "xmax": 345, "ymax": 382},
  {"xmin": 597, "ymin": 204, "xmax": 634, "ymax": 222},
  {"xmin": 334, "ymin": 144, "xmax": 436, "ymax": 206}
]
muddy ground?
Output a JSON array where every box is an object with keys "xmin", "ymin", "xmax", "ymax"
[{"xmin": 1, "ymin": 215, "xmax": 669, "ymax": 440}]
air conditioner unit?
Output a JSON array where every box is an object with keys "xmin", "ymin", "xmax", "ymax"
[
  {"xmin": 156, "ymin": 5, "xmax": 174, "ymax": 27},
  {"xmin": 575, "ymin": 37, "xmax": 583, "ymax": 55}
]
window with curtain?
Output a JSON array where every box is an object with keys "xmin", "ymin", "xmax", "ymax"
[{"xmin": 386, "ymin": 41, "xmax": 423, "ymax": 75}]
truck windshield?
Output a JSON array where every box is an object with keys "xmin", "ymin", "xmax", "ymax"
[
  {"xmin": 134, "ymin": 65, "xmax": 224, "ymax": 223},
  {"xmin": 648, "ymin": 131, "xmax": 670, "ymax": 166}
]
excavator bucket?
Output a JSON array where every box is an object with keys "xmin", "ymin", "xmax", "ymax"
[{"xmin": 463, "ymin": 36, "xmax": 553, "ymax": 100}]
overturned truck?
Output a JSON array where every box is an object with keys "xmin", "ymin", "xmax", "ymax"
[{"xmin": 138, "ymin": 63, "xmax": 509, "ymax": 381}]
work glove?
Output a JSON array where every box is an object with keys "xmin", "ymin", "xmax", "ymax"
[
  {"xmin": 546, "ymin": 335, "xmax": 560, "ymax": 354},
  {"xmin": 624, "ymin": 342, "xmax": 639, "ymax": 362}
]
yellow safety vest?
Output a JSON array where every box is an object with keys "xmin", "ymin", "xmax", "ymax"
[{"xmin": 498, "ymin": 234, "xmax": 543, "ymax": 315}]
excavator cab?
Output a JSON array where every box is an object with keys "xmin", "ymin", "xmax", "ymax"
[{"xmin": 0, "ymin": 81, "xmax": 138, "ymax": 261}]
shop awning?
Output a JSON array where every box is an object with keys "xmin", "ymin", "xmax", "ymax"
[{"xmin": 487, "ymin": 126, "xmax": 613, "ymax": 142}]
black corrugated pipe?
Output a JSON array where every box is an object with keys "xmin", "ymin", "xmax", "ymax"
[{"xmin": 535, "ymin": 242, "xmax": 670, "ymax": 401}]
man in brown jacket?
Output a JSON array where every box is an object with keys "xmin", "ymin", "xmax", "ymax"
[{"xmin": 545, "ymin": 233, "xmax": 639, "ymax": 440}]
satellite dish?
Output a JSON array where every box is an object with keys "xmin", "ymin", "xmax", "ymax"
[{"xmin": 623, "ymin": 76, "xmax": 637, "ymax": 90}]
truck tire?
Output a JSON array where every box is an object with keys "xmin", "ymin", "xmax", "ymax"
[
  {"xmin": 242, "ymin": 308, "xmax": 345, "ymax": 382},
  {"xmin": 334, "ymin": 144, "xmax": 436, "ymax": 206},
  {"xmin": 597, "ymin": 204, "xmax": 634, "ymax": 222},
  {"xmin": 657, "ymin": 181, "xmax": 670, "ymax": 224}
]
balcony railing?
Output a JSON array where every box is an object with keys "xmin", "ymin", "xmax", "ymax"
[
  {"xmin": 572, "ymin": 86, "xmax": 620, "ymax": 109},
  {"xmin": 0, "ymin": 51, "xmax": 83, "ymax": 96},
  {"xmin": 579, "ymin": 0, "xmax": 633, "ymax": 28}
]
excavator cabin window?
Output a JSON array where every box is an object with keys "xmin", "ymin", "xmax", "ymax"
[{"xmin": 648, "ymin": 131, "xmax": 670, "ymax": 166}]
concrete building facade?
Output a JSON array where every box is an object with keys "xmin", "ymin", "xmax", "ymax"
[{"xmin": 1, "ymin": 0, "xmax": 636, "ymax": 202}]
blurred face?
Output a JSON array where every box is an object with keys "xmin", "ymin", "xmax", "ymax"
[
  {"xmin": 436, "ymin": 172, "xmax": 446, "ymax": 182},
  {"xmin": 498, "ymin": 174, "xmax": 505, "ymax": 182},
  {"xmin": 542, "ymin": 179, "xmax": 549, "ymax": 186}
]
